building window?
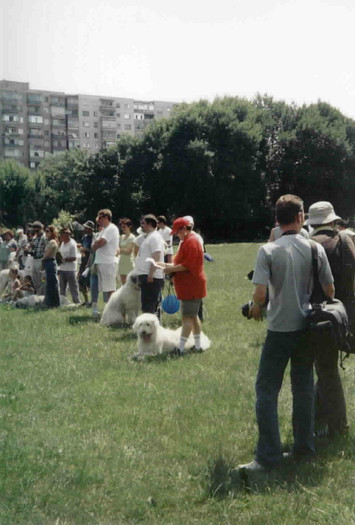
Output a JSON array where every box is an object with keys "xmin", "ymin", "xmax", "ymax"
[
  {"xmin": 82, "ymin": 111, "xmax": 90, "ymax": 117},
  {"xmin": 124, "ymin": 124, "xmax": 131, "ymax": 130},
  {"xmin": 5, "ymin": 149, "xmax": 21, "ymax": 157},
  {"xmin": 84, "ymin": 132, "xmax": 90, "ymax": 138},
  {"xmin": 30, "ymin": 149, "xmax": 44, "ymax": 158},
  {"xmin": 83, "ymin": 121, "xmax": 90, "ymax": 127},
  {"xmin": 94, "ymin": 122, "xmax": 99, "ymax": 128},
  {"xmin": 124, "ymin": 114, "xmax": 130, "ymax": 119},
  {"xmin": 125, "ymin": 104, "xmax": 131, "ymax": 109},
  {"xmin": 93, "ymin": 111, "xmax": 98, "ymax": 117},
  {"xmin": 101, "ymin": 120, "xmax": 116, "ymax": 129},
  {"xmin": 94, "ymin": 133, "xmax": 98, "ymax": 138},
  {"xmin": 28, "ymin": 115, "xmax": 43, "ymax": 124}
]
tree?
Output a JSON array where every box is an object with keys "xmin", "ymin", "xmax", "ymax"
[{"xmin": 0, "ymin": 160, "xmax": 42, "ymax": 227}]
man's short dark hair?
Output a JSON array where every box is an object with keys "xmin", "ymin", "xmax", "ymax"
[
  {"xmin": 275, "ymin": 195, "xmax": 304, "ymax": 226},
  {"xmin": 143, "ymin": 214, "xmax": 158, "ymax": 228},
  {"xmin": 157, "ymin": 215, "xmax": 167, "ymax": 224}
]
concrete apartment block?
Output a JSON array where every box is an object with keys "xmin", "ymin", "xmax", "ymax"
[{"xmin": 0, "ymin": 80, "xmax": 176, "ymax": 169}]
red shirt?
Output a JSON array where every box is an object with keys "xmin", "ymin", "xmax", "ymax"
[{"xmin": 173, "ymin": 232, "xmax": 207, "ymax": 300}]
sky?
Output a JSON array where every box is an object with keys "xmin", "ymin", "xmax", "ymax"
[{"xmin": 2, "ymin": 0, "xmax": 355, "ymax": 119}]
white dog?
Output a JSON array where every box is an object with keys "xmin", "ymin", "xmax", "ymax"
[
  {"xmin": 15, "ymin": 295, "xmax": 72, "ymax": 308},
  {"xmin": 100, "ymin": 270, "xmax": 141, "ymax": 327},
  {"xmin": 132, "ymin": 313, "xmax": 211, "ymax": 359}
]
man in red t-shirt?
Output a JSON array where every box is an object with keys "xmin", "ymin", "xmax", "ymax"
[{"xmin": 164, "ymin": 217, "xmax": 207, "ymax": 355}]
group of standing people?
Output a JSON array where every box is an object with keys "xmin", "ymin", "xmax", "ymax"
[{"xmin": 239, "ymin": 197, "xmax": 355, "ymax": 474}]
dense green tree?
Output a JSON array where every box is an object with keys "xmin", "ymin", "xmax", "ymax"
[
  {"xmin": 37, "ymin": 148, "xmax": 89, "ymax": 223},
  {"xmin": 0, "ymin": 160, "xmax": 42, "ymax": 227}
]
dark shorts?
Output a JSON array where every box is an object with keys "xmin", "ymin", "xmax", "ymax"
[{"xmin": 181, "ymin": 298, "xmax": 202, "ymax": 316}]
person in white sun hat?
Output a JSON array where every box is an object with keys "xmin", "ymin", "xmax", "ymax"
[{"xmin": 305, "ymin": 201, "xmax": 355, "ymax": 438}]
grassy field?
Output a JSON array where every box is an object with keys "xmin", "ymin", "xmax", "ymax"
[{"xmin": 0, "ymin": 243, "xmax": 354, "ymax": 525}]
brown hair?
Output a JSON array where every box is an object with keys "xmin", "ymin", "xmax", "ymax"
[
  {"xmin": 45, "ymin": 224, "xmax": 59, "ymax": 243},
  {"xmin": 275, "ymin": 195, "xmax": 304, "ymax": 226},
  {"xmin": 4, "ymin": 230, "xmax": 14, "ymax": 239},
  {"xmin": 97, "ymin": 209, "xmax": 112, "ymax": 221},
  {"xmin": 119, "ymin": 217, "xmax": 133, "ymax": 230},
  {"xmin": 143, "ymin": 214, "xmax": 158, "ymax": 228}
]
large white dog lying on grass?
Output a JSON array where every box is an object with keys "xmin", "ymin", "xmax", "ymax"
[
  {"xmin": 15, "ymin": 295, "xmax": 72, "ymax": 308},
  {"xmin": 100, "ymin": 271, "xmax": 141, "ymax": 327},
  {"xmin": 132, "ymin": 313, "xmax": 211, "ymax": 360}
]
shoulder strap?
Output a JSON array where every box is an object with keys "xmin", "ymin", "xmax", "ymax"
[{"xmin": 309, "ymin": 240, "xmax": 319, "ymax": 284}]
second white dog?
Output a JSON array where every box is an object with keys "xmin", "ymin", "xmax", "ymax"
[
  {"xmin": 100, "ymin": 271, "xmax": 141, "ymax": 327},
  {"xmin": 132, "ymin": 313, "xmax": 211, "ymax": 359}
]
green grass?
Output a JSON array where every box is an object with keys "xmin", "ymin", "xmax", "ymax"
[{"xmin": 0, "ymin": 243, "xmax": 354, "ymax": 525}]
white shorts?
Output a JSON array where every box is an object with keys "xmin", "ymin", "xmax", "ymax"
[{"xmin": 97, "ymin": 263, "xmax": 117, "ymax": 292}]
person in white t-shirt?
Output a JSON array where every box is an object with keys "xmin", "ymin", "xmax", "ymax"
[
  {"xmin": 58, "ymin": 228, "xmax": 80, "ymax": 303},
  {"xmin": 135, "ymin": 214, "xmax": 165, "ymax": 314},
  {"xmin": 91, "ymin": 209, "xmax": 119, "ymax": 310},
  {"xmin": 157, "ymin": 215, "xmax": 173, "ymax": 263}
]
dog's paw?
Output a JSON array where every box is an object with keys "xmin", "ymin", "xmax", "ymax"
[{"xmin": 130, "ymin": 353, "xmax": 144, "ymax": 362}]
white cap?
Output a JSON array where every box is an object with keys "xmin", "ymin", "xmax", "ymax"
[{"xmin": 183, "ymin": 215, "xmax": 194, "ymax": 226}]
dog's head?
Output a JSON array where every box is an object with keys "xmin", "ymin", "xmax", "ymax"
[
  {"xmin": 132, "ymin": 313, "xmax": 159, "ymax": 343},
  {"xmin": 127, "ymin": 271, "xmax": 141, "ymax": 291}
]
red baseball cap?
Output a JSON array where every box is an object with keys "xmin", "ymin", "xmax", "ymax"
[{"xmin": 170, "ymin": 217, "xmax": 190, "ymax": 235}]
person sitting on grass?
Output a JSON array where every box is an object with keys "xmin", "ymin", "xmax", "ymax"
[
  {"xmin": 1, "ymin": 267, "xmax": 21, "ymax": 303},
  {"xmin": 12, "ymin": 274, "xmax": 35, "ymax": 302}
]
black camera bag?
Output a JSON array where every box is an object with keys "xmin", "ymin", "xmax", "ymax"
[{"xmin": 307, "ymin": 241, "xmax": 351, "ymax": 357}]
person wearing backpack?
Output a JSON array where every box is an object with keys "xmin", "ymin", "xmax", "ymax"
[
  {"xmin": 238, "ymin": 195, "xmax": 334, "ymax": 474},
  {"xmin": 305, "ymin": 201, "xmax": 355, "ymax": 438}
]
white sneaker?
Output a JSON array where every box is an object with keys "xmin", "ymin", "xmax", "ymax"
[{"xmin": 238, "ymin": 460, "xmax": 266, "ymax": 472}]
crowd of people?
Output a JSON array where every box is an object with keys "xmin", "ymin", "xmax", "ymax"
[
  {"xmin": 1, "ymin": 198, "xmax": 354, "ymax": 472},
  {"xmin": 0, "ymin": 211, "xmax": 207, "ymax": 354}
]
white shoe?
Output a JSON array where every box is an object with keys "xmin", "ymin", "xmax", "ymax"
[{"xmin": 238, "ymin": 460, "xmax": 266, "ymax": 472}]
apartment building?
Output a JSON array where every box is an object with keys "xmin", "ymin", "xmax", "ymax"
[{"xmin": 0, "ymin": 80, "xmax": 176, "ymax": 169}]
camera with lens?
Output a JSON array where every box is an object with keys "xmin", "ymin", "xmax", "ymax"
[{"xmin": 241, "ymin": 300, "xmax": 253, "ymax": 319}]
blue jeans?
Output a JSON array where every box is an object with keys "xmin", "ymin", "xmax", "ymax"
[
  {"xmin": 43, "ymin": 259, "xmax": 60, "ymax": 308},
  {"xmin": 255, "ymin": 330, "xmax": 315, "ymax": 468}
]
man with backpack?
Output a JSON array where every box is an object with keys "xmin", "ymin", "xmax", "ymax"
[
  {"xmin": 239, "ymin": 195, "xmax": 334, "ymax": 473},
  {"xmin": 305, "ymin": 201, "xmax": 355, "ymax": 438}
]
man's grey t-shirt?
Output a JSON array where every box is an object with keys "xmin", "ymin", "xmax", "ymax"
[{"xmin": 253, "ymin": 234, "xmax": 333, "ymax": 332}]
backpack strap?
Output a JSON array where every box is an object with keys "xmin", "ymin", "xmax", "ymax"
[{"xmin": 309, "ymin": 240, "xmax": 319, "ymax": 291}]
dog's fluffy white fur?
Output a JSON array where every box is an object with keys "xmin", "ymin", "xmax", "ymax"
[
  {"xmin": 132, "ymin": 313, "xmax": 211, "ymax": 359},
  {"xmin": 15, "ymin": 295, "xmax": 71, "ymax": 308},
  {"xmin": 100, "ymin": 270, "xmax": 141, "ymax": 327}
]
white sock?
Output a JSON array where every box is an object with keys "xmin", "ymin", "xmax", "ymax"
[
  {"xmin": 178, "ymin": 336, "xmax": 187, "ymax": 351},
  {"xmin": 194, "ymin": 334, "xmax": 201, "ymax": 350}
]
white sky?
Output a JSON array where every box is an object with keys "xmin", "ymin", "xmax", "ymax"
[{"xmin": 2, "ymin": 0, "xmax": 355, "ymax": 119}]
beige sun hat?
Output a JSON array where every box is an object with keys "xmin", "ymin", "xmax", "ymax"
[{"xmin": 304, "ymin": 201, "xmax": 341, "ymax": 226}]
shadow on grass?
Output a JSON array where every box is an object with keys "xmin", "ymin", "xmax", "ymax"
[
  {"xmin": 68, "ymin": 315, "xmax": 100, "ymax": 325},
  {"xmin": 137, "ymin": 348, "xmax": 207, "ymax": 365},
  {"xmin": 206, "ymin": 434, "xmax": 354, "ymax": 497}
]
